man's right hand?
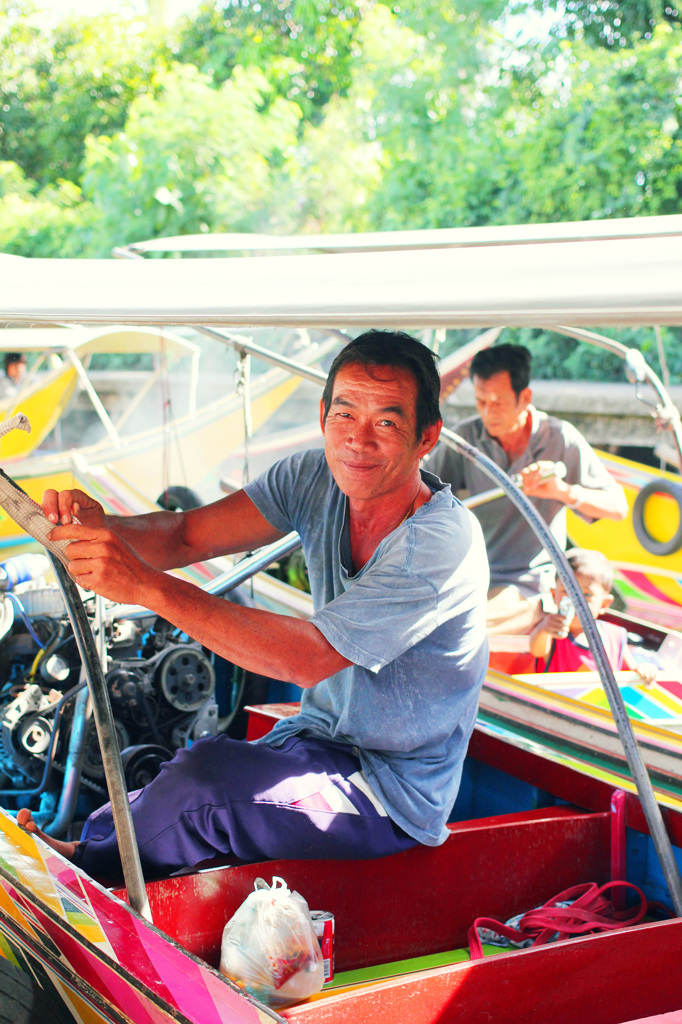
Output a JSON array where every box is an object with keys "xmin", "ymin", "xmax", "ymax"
[
  {"xmin": 518, "ymin": 461, "xmax": 568, "ymax": 501},
  {"xmin": 540, "ymin": 610, "xmax": 575, "ymax": 638},
  {"xmin": 42, "ymin": 488, "xmax": 107, "ymax": 530}
]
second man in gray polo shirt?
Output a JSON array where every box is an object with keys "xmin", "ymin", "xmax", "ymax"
[{"xmin": 428, "ymin": 344, "xmax": 627, "ymax": 634}]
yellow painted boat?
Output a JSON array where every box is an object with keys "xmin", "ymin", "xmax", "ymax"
[
  {"xmin": 0, "ymin": 336, "xmax": 79, "ymax": 460},
  {"xmin": 569, "ymin": 450, "xmax": 682, "ymax": 628},
  {"xmin": 0, "ymin": 326, "xmax": 333, "ymax": 549}
]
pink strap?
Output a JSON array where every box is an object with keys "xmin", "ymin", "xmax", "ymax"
[{"xmin": 468, "ymin": 881, "xmax": 650, "ymax": 960}]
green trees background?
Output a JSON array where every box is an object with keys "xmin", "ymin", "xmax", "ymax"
[{"xmin": 1, "ymin": 0, "xmax": 681, "ymax": 378}]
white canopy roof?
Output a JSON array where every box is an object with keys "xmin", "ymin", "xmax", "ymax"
[
  {"xmin": 2, "ymin": 221, "xmax": 682, "ymax": 329},
  {"xmin": 118, "ymin": 214, "xmax": 682, "ymax": 256}
]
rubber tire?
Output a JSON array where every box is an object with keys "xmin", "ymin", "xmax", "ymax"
[
  {"xmin": 0, "ymin": 955, "xmax": 76, "ymax": 1024},
  {"xmin": 156, "ymin": 485, "xmax": 202, "ymax": 512},
  {"xmin": 632, "ymin": 479, "xmax": 682, "ymax": 557}
]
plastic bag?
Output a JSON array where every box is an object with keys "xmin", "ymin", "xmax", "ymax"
[{"xmin": 219, "ymin": 876, "xmax": 325, "ymax": 1006}]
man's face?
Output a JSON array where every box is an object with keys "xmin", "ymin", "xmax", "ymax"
[
  {"xmin": 320, "ymin": 363, "xmax": 440, "ymax": 502},
  {"xmin": 472, "ymin": 370, "xmax": 531, "ymax": 439},
  {"xmin": 7, "ymin": 359, "xmax": 26, "ymax": 383}
]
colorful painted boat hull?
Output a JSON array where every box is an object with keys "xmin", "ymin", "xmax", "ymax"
[
  {"xmin": 569, "ymin": 450, "xmax": 682, "ymax": 628},
  {"xmin": 0, "ymin": 810, "xmax": 274, "ymax": 1024}
]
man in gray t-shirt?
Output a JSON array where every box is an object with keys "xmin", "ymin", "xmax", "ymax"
[
  {"xmin": 429, "ymin": 344, "xmax": 627, "ymax": 634},
  {"xmin": 245, "ymin": 448, "xmax": 488, "ymax": 848},
  {"xmin": 26, "ymin": 330, "xmax": 489, "ymax": 879}
]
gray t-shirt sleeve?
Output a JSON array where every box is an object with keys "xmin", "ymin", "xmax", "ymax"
[
  {"xmin": 243, "ymin": 450, "xmax": 324, "ymax": 534},
  {"xmin": 561, "ymin": 421, "xmax": 623, "ymax": 521}
]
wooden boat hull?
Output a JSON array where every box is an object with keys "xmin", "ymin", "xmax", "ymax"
[
  {"xmin": 0, "ymin": 363, "xmax": 79, "ymax": 460},
  {"xmin": 0, "ymin": 362, "xmax": 305, "ymax": 552},
  {"xmin": 0, "ymin": 325, "xmax": 201, "ymax": 463},
  {"xmin": 71, "ymin": 364, "xmax": 305, "ymax": 501}
]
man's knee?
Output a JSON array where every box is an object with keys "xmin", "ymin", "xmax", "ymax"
[{"xmin": 153, "ymin": 736, "xmax": 235, "ymax": 791}]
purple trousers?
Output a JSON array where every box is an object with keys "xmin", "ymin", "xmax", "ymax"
[{"xmin": 73, "ymin": 734, "xmax": 416, "ymax": 879}]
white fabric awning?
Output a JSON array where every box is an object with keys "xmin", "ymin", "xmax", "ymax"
[
  {"xmin": 119, "ymin": 213, "xmax": 682, "ymax": 255},
  {"xmin": 2, "ymin": 225, "xmax": 681, "ymax": 329}
]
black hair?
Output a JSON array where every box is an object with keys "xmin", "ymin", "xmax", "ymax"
[
  {"xmin": 321, "ymin": 330, "xmax": 441, "ymax": 438},
  {"xmin": 470, "ymin": 343, "xmax": 531, "ymax": 398},
  {"xmin": 566, "ymin": 548, "xmax": 614, "ymax": 592}
]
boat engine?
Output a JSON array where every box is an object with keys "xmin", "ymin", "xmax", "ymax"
[{"xmin": 0, "ymin": 575, "xmax": 230, "ymax": 831}]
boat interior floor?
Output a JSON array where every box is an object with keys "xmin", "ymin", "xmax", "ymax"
[
  {"xmin": 109, "ymin": 793, "xmax": 682, "ymax": 1023},
  {"xmin": 114, "ymin": 803, "xmax": 613, "ymax": 971}
]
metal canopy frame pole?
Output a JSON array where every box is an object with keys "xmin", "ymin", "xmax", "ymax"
[
  {"xmin": 203, "ymin": 533, "xmax": 302, "ymax": 597},
  {"xmin": 197, "ymin": 326, "xmax": 329, "ymax": 385},
  {"xmin": 47, "ymin": 554, "xmax": 152, "ymax": 922},
  {"xmin": 65, "ymin": 350, "xmax": 123, "ymax": 448},
  {"xmin": 554, "ymin": 325, "xmax": 682, "ymax": 468},
  {"xmin": 440, "ymin": 425, "xmax": 682, "ymax": 914},
  {"xmin": 104, "ymin": 533, "xmax": 302, "ymax": 627}
]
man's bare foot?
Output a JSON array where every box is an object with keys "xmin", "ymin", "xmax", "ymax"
[{"xmin": 16, "ymin": 807, "xmax": 79, "ymax": 860}]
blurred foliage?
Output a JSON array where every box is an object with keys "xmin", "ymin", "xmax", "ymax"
[
  {"xmin": 175, "ymin": 0, "xmax": 362, "ymax": 122},
  {"xmin": 513, "ymin": 0, "xmax": 682, "ymax": 48},
  {"xmin": 439, "ymin": 324, "xmax": 682, "ymax": 385},
  {"xmin": 0, "ymin": 2, "xmax": 172, "ymax": 187},
  {"xmin": 0, "ymin": 160, "xmax": 99, "ymax": 256},
  {"xmin": 501, "ymin": 326, "xmax": 682, "ymax": 383},
  {"xmin": 498, "ymin": 26, "xmax": 682, "ymax": 222},
  {"xmin": 1, "ymin": 0, "xmax": 681, "ymax": 381},
  {"xmin": 81, "ymin": 62, "xmax": 301, "ymax": 250}
]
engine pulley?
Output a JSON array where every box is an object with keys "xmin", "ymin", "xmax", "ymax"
[
  {"xmin": 19, "ymin": 715, "xmax": 52, "ymax": 756},
  {"xmin": 120, "ymin": 744, "xmax": 173, "ymax": 789},
  {"xmin": 107, "ymin": 666, "xmax": 148, "ymax": 710},
  {"xmin": 82, "ymin": 719, "xmax": 131, "ymax": 780},
  {"xmin": 0, "ymin": 684, "xmax": 60, "ymax": 782},
  {"xmin": 157, "ymin": 647, "xmax": 215, "ymax": 711}
]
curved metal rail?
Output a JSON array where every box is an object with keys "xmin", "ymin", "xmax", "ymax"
[
  {"xmin": 440, "ymin": 425, "xmax": 682, "ymax": 914},
  {"xmin": 100, "ymin": 329, "xmax": 682, "ymax": 911},
  {"xmin": 47, "ymin": 554, "xmax": 152, "ymax": 922}
]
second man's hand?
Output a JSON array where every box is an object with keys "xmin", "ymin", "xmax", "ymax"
[{"xmin": 519, "ymin": 461, "xmax": 570, "ymax": 502}]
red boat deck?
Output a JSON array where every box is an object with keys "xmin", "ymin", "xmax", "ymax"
[
  {"xmin": 106, "ymin": 702, "xmax": 682, "ymax": 1023},
  {"xmin": 132, "ymin": 804, "xmax": 611, "ymax": 969},
  {"xmin": 111, "ymin": 796, "xmax": 682, "ymax": 1024}
]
